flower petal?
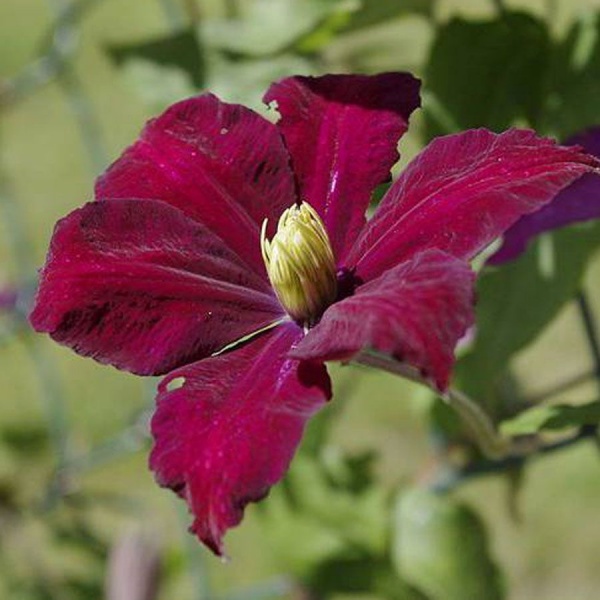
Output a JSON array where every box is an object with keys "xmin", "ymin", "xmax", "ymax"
[
  {"xmin": 292, "ymin": 250, "xmax": 475, "ymax": 391},
  {"xmin": 263, "ymin": 73, "xmax": 421, "ymax": 261},
  {"xmin": 30, "ymin": 199, "xmax": 283, "ymax": 375},
  {"xmin": 348, "ymin": 128, "xmax": 600, "ymax": 281},
  {"xmin": 149, "ymin": 323, "xmax": 331, "ymax": 556},
  {"xmin": 96, "ymin": 94, "xmax": 296, "ymax": 275},
  {"xmin": 489, "ymin": 127, "xmax": 600, "ymax": 264}
]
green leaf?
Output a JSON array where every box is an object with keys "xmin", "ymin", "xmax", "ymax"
[
  {"xmin": 204, "ymin": 52, "xmax": 313, "ymax": 113},
  {"xmin": 107, "ymin": 29, "xmax": 205, "ymax": 86},
  {"xmin": 457, "ymin": 221, "xmax": 600, "ymax": 413},
  {"xmin": 342, "ymin": 0, "xmax": 435, "ymax": 32},
  {"xmin": 259, "ymin": 453, "xmax": 389, "ymax": 575},
  {"xmin": 201, "ymin": 0, "xmax": 357, "ymax": 57},
  {"xmin": 393, "ymin": 489, "xmax": 505, "ymax": 600},
  {"xmin": 309, "ymin": 551, "xmax": 429, "ymax": 599},
  {"xmin": 541, "ymin": 13, "xmax": 600, "ymax": 138},
  {"xmin": 500, "ymin": 400, "xmax": 600, "ymax": 436},
  {"xmin": 106, "ymin": 29, "xmax": 204, "ymax": 109},
  {"xmin": 424, "ymin": 12, "xmax": 550, "ymax": 138}
]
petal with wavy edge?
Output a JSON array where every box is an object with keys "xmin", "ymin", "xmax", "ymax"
[
  {"xmin": 149, "ymin": 323, "xmax": 331, "ymax": 556},
  {"xmin": 264, "ymin": 73, "xmax": 421, "ymax": 262},
  {"xmin": 96, "ymin": 94, "xmax": 296, "ymax": 275},
  {"xmin": 30, "ymin": 199, "xmax": 283, "ymax": 375},
  {"xmin": 489, "ymin": 127, "xmax": 600, "ymax": 264},
  {"xmin": 348, "ymin": 128, "xmax": 600, "ymax": 281},
  {"xmin": 292, "ymin": 250, "xmax": 475, "ymax": 391}
]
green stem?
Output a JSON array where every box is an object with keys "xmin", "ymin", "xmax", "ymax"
[{"xmin": 354, "ymin": 351, "xmax": 510, "ymax": 459}]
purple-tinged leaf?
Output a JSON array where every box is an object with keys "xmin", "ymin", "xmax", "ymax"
[{"xmin": 489, "ymin": 127, "xmax": 600, "ymax": 264}]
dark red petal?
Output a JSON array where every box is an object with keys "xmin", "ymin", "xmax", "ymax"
[
  {"xmin": 348, "ymin": 128, "xmax": 600, "ymax": 281},
  {"xmin": 264, "ymin": 73, "xmax": 421, "ymax": 262},
  {"xmin": 292, "ymin": 250, "xmax": 475, "ymax": 391},
  {"xmin": 96, "ymin": 94, "xmax": 296, "ymax": 275},
  {"xmin": 30, "ymin": 199, "xmax": 283, "ymax": 375},
  {"xmin": 149, "ymin": 323, "xmax": 331, "ymax": 556},
  {"xmin": 489, "ymin": 126, "xmax": 600, "ymax": 264}
]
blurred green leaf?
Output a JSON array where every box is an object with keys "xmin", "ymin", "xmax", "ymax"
[
  {"xmin": 343, "ymin": 0, "xmax": 435, "ymax": 32},
  {"xmin": 106, "ymin": 29, "xmax": 203, "ymax": 109},
  {"xmin": 542, "ymin": 13, "xmax": 600, "ymax": 138},
  {"xmin": 260, "ymin": 453, "xmax": 389, "ymax": 575},
  {"xmin": 424, "ymin": 12, "xmax": 550, "ymax": 138},
  {"xmin": 500, "ymin": 400, "xmax": 600, "ymax": 436},
  {"xmin": 309, "ymin": 551, "xmax": 429, "ymax": 599},
  {"xmin": 1, "ymin": 423, "xmax": 48, "ymax": 455},
  {"xmin": 457, "ymin": 221, "xmax": 600, "ymax": 413},
  {"xmin": 107, "ymin": 29, "xmax": 205, "ymax": 86},
  {"xmin": 393, "ymin": 489, "xmax": 505, "ymax": 600},
  {"xmin": 202, "ymin": 0, "xmax": 357, "ymax": 57}
]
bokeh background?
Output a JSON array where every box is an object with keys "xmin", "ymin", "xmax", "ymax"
[{"xmin": 1, "ymin": 0, "xmax": 600, "ymax": 599}]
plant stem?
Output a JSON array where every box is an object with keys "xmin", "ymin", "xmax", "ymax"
[
  {"xmin": 431, "ymin": 424, "xmax": 598, "ymax": 492},
  {"xmin": 527, "ymin": 369, "xmax": 596, "ymax": 404},
  {"xmin": 354, "ymin": 351, "xmax": 510, "ymax": 459},
  {"xmin": 577, "ymin": 291, "xmax": 600, "ymax": 398}
]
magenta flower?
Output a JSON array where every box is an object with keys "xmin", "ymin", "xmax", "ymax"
[
  {"xmin": 30, "ymin": 73, "xmax": 598, "ymax": 555},
  {"xmin": 489, "ymin": 126, "xmax": 600, "ymax": 264}
]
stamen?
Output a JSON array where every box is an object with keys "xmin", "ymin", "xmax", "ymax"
[{"xmin": 261, "ymin": 202, "xmax": 337, "ymax": 324}]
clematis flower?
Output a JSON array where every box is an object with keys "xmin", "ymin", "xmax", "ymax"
[
  {"xmin": 30, "ymin": 73, "xmax": 599, "ymax": 556},
  {"xmin": 489, "ymin": 126, "xmax": 600, "ymax": 264}
]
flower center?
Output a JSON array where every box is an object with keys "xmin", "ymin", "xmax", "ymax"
[{"xmin": 260, "ymin": 202, "xmax": 337, "ymax": 325}]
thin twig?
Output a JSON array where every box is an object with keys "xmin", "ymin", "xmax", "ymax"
[
  {"xmin": 46, "ymin": 0, "xmax": 109, "ymax": 174},
  {"xmin": 577, "ymin": 291, "xmax": 600, "ymax": 398},
  {"xmin": 0, "ymin": 0, "xmax": 102, "ymax": 108},
  {"xmin": 431, "ymin": 424, "xmax": 598, "ymax": 492},
  {"xmin": 527, "ymin": 369, "xmax": 596, "ymax": 404}
]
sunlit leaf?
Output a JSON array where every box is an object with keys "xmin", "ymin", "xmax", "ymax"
[
  {"xmin": 259, "ymin": 452, "xmax": 388, "ymax": 575},
  {"xmin": 341, "ymin": 0, "xmax": 434, "ymax": 33},
  {"xmin": 500, "ymin": 400, "xmax": 600, "ymax": 436},
  {"xmin": 107, "ymin": 29, "xmax": 204, "ymax": 86},
  {"xmin": 106, "ymin": 29, "xmax": 203, "ymax": 110},
  {"xmin": 201, "ymin": 0, "xmax": 357, "ymax": 56},
  {"xmin": 393, "ymin": 489, "xmax": 505, "ymax": 600}
]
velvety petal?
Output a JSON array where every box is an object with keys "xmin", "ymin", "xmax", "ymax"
[
  {"xmin": 489, "ymin": 126, "xmax": 600, "ymax": 264},
  {"xmin": 30, "ymin": 199, "xmax": 283, "ymax": 376},
  {"xmin": 96, "ymin": 94, "xmax": 297, "ymax": 275},
  {"xmin": 263, "ymin": 73, "xmax": 421, "ymax": 261},
  {"xmin": 149, "ymin": 323, "xmax": 331, "ymax": 556},
  {"xmin": 348, "ymin": 128, "xmax": 600, "ymax": 281},
  {"xmin": 292, "ymin": 250, "xmax": 475, "ymax": 391}
]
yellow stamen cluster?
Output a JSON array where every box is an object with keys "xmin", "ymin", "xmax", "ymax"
[{"xmin": 261, "ymin": 202, "xmax": 337, "ymax": 324}]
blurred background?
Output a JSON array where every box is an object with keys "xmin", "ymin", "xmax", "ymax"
[{"xmin": 1, "ymin": 0, "xmax": 600, "ymax": 599}]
